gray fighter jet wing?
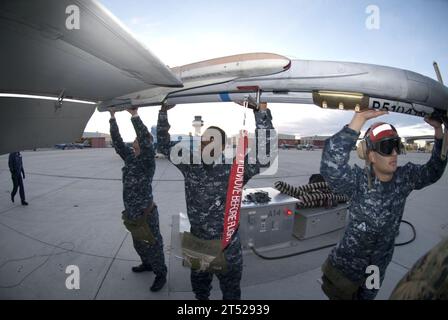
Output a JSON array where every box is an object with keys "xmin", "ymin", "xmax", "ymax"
[{"xmin": 0, "ymin": 0, "xmax": 182, "ymax": 154}]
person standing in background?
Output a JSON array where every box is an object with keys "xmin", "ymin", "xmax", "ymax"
[{"xmin": 9, "ymin": 151, "xmax": 28, "ymax": 206}]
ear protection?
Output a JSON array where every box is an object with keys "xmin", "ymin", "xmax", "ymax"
[
  {"xmin": 357, "ymin": 125, "xmax": 374, "ymax": 161},
  {"xmin": 357, "ymin": 139, "xmax": 368, "ymax": 160},
  {"xmin": 357, "ymin": 126, "xmax": 375, "ymax": 190}
]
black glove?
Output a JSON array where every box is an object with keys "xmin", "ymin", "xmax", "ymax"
[{"xmin": 160, "ymin": 103, "xmax": 176, "ymax": 112}]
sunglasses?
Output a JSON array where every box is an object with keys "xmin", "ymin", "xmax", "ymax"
[{"xmin": 371, "ymin": 137, "xmax": 403, "ymax": 156}]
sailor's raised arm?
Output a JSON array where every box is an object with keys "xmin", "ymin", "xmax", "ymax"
[
  {"xmin": 109, "ymin": 110, "xmax": 132, "ymax": 161},
  {"xmin": 234, "ymin": 101, "xmax": 275, "ymax": 183},
  {"xmin": 128, "ymin": 108, "xmax": 156, "ymax": 175},
  {"xmin": 157, "ymin": 104, "xmax": 175, "ymax": 158},
  {"xmin": 402, "ymin": 116, "xmax": 447, "ymax": 190},
  {"xmin": 320, "ymin": 110, "xmax": 387, "ymax": 198},
  {"xmin": 347, "ymin": 110, "xmax": 389, "ymax": 132}
]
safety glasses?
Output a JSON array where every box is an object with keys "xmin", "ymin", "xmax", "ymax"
[{"xmin": 372, "ymin": 137, "xmax": 402, "ymax": 156}]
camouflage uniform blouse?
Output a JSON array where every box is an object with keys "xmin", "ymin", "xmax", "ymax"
[
  {"xmin": 157, "ymin": 109, "xmax": 274, "ymax": 240},
  {"xmin": 110, "ymin": 116, "xmax": 155, "ymax": 220},
  {"xmin": 320, "ymin": 125, "xmax": 447, "ymax": 283}
]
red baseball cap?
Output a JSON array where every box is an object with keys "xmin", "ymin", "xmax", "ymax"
[{"xmin": 366, "ymin": 122, "xmax": 399, "ymax": 143}]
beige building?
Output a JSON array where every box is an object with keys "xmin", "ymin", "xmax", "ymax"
[
  {"xmin": 300, "ymin": 135, "xmax": 331, "ymax": 148},
  {"xmin": 82, "ymin": 132, "xmax": 112, "ymax": 148}
]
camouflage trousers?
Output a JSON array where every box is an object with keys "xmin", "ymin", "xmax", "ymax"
[
  {"xmin": 322, "ymin": 256, "xmax": 389, "ymax": 300},
  {"xmin": 322, "ymin": 272, "xmax": 382, "ymax": 300},
  {"xmin": 190, "ymin": 234, "xmax": 243, "ymax": 300},
  {"xmin": 356, "ymin": 279, "xmax": 382, "ymax": 300},
  {"xmin": 390, "ymin": 238, "xmax": 448, "ymax": 300},
  {"xmin": 11, "ymin": 173, "xmax": 25, "ymax": 202},
  {"xmin": 358, "ymin": 250, "xmax": 393, "ymax": 300},
  {"xmin": 132, "ymin": 206, "xmax": 167, "ymax": 277}
]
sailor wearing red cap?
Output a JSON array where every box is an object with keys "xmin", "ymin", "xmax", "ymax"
[{"xmin": 319, "ymin": 110, "xmax": 447, "ymax": 300}]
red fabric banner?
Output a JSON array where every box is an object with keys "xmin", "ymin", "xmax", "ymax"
[{"xmin": 221, "ymin": 130, "xmax": 248, "ymax": 249}]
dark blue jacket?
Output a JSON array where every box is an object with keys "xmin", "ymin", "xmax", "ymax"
[
  {"xmin": 9, "ymin": 152, "xmax": 25, "ymax": 177},
  {"xmin": 157, "ymin": 109, "xmax": 275, "ymax": 240},
  {"xmin": 110, "ymin": 116, "xmax": 155, "ymax": 220}
]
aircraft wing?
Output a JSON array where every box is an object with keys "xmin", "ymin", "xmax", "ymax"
[
  {"xmin": 101, "ymin": 57, "xmax": 448, "ymax": 121},
  {"xmin": 164, "ymin": 60, "xmax": 448, "ymax": 117},
  {"xmin": 0, "ymin": 0, "xmax": 182, "ymax": 154},
  {"xmin": 0, "ymin": 97, "xmax": 96, "ymax": 154}
]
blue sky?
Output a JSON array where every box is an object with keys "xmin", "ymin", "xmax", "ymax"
[{"xmin": 85, "ymin": 0, "xmax": 448, "ymax": 141}]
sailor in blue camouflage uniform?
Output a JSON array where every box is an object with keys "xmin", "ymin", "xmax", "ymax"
[
  {"xmin": 157, "ymin": 102, "xmax": 274, "ymax": 300},
  {"xmin": 9, "ymin": 151, "xmax": 28, "ymax": 206},
  {"xmin": 320, "ymin": 109, "xmax": 447, "ymax": 300},
  {"xmin": 110, "ymin": 108, "xmax": 167, "ymax": 292}
]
